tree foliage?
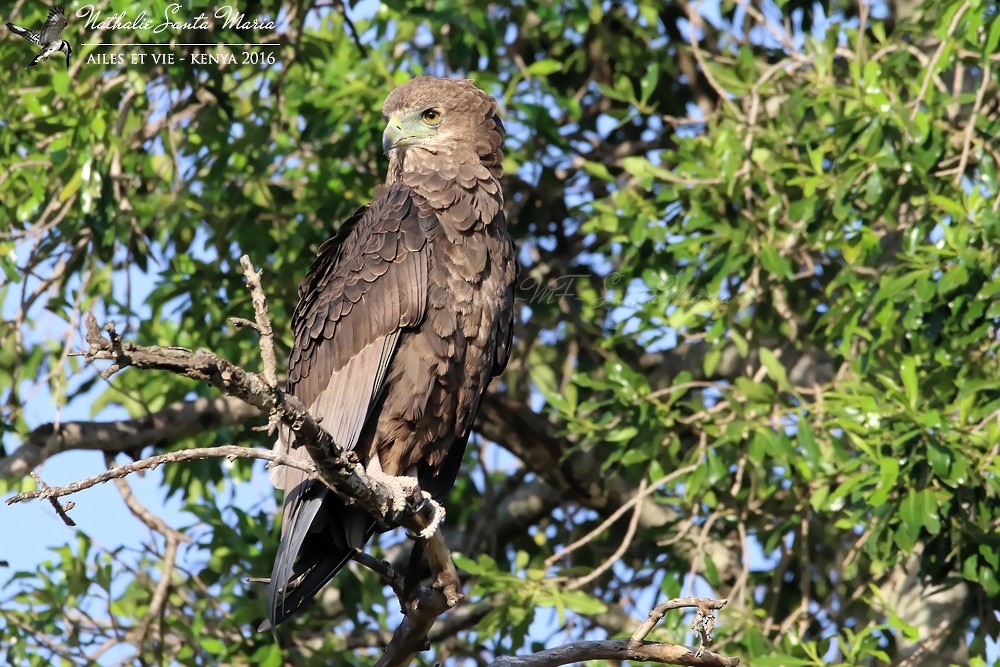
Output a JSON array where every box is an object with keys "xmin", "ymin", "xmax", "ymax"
[{"xmin": 2, "ymin": 0, "xmax": 999, "ymax": 665}]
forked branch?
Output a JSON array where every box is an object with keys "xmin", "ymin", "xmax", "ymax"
[
  {"xmin": 490, "ymin": 597, "xmax": 738, "ymax": 666},
  {"xmin": 4, "ymin": 258, "xmax": 463, "ymax": 667}
]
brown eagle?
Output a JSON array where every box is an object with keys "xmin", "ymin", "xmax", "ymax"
[{"xmin": 261, "ymin": 77, "xmax": 516, "ymax": 631}]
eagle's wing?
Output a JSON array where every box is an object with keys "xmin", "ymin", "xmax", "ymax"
[
  {"xmin": 264, "ymin": 183, "xmax": 434, "ymax": 630},
  {"xmin": 38, "ymin": 5, "xmax": 67, "ymax": 42},
  {"xmin": 6, "ymin": 21, "xmax": 40, "ymax": 44}
]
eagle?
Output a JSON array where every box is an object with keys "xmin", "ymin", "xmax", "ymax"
[
  {"xmin": 5, "ymin": 4, "xmax": 72, "ymax": 69},
  {"xmin": 261, "ymin": 77, "xmax": 516, "ymax": 631}
]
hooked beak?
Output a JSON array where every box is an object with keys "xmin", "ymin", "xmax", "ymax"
[
  {"xmin": 382, "ymin": 121, "xmax": 403, "ymax": 157},
  {"xmin": 382, "ymin": 114, "xmax": 437, "ymax": 156}
]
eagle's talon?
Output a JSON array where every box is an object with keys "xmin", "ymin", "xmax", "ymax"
[{"xmin": 416, "ymin": 493, "xmax": 445, "ymax": 540}]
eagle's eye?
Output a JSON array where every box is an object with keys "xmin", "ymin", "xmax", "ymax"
[{"xmin": 421, "ymin": 108, "xmax": 442, "ymax": 125}]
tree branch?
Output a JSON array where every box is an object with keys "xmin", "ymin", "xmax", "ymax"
[
  {"xmin": 238, "ymin": 254, "xmax": 279, "ymax": 389},
  {"xmin": 7, "ymin": 312, "xmax": 466, "ymax": 665},
  {"xmin": 489, "ymin": 597, "xmax": 738, "ymax": 666},
  {"xmin": 489, "ymin": 641, "xmax": 739, "ymax": 667},
  {"xmin": 374, "ymin": 517, "xmax": 464, "ymax": 667},
  {"xmin": 70, "ymin": 313, "xmax": 401, "ymax": 523},
  {"xmin": 0, "ymin": 395, "xmax": 261, "ymax": 480},
  {"xmin": 6, "ymin": 445, "xmax": 316, "ymax": 505}
]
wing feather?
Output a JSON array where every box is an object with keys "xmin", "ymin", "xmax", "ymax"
[
  {"xmin": 265, "ymin": 184, "xmax": 434, "ymax": 629},
  {"xmin": 38, "ymin": 5, "xmax": 67, "ymax": 42}
]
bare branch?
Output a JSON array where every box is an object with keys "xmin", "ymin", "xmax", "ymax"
[
  {"xmin": 546, "ymin": 467, "xmax": 696, "ymax": 570},
  {"xmin": 6, "ymin": 445, "xmax": 317, "ymax": 505},
  {"xmin": 566, "ymin": 478, "xmax": 647, "ymax": 591},
  {"xmin": 0, "ymin": 395, "xmax": 261, "ymax": 480},
  {"xmin": 630, "ymin": 597, "xmax": 729, "ymax": 646},
  {"xmin": 29, "ymin": 470, "xmax": 76, "ymax": 527},
  {"xmin": 68, "ymin": 313, "xmax": 397, "ymax": 523},
  {"xmin": 489, "ymin": 641, "xmax": 738, "ymax": 667},
  {"xmin": 238, "ymin": 255, "xmax": 278, "ymax": 388},
  {"xmin": 375, "ymin": 521, "xmax": 464, "ymax": 667},
  {"xmin": 489, "ymin": 597, "xmax": 737, "ymax": 666}
]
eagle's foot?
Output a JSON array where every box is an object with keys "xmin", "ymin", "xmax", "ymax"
[{"xmin": 366, "ymin": 466, "xmax": 418, "ymax": 517}]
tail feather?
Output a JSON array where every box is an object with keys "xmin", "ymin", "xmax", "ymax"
[{"xmin": 261, "ymin": 483, "xmax": 376, "ymax": 632}]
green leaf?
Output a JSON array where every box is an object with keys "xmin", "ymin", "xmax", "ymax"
[
  {"xmin": 559, "ymin": 590, "xmax": 608, "ymax": 616},
  {"xmin": 929, "ymin": 194, "xmax": 965, "ymax": 219},
  {"xmin": 528, "ymin": 59, "xmax": 562, "ymax": 76},
  {"xmin": 899, "ymin": 357, "xmax": 918, "ymax": 408},
  {"xmin": 759, "ymin": 347, "xmax": 792, "ymax": 392},
  {"xmin": 870, "ymin": 457, "xmax": 899, "ymax": 506}
]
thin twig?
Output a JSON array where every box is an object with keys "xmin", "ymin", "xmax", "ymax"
[
  {"xmin": 334, "ymin": 0, "xmax": 368, "ymax": 58},
  {"xmin": 566, "ymin": 479, "xmax": 647, "ymax": 591},
  {"xmin": 954, "ymin": 59, "xmax": 992, "ymax": 185},
  {"xmin": 352, "ymin": 551, "xmax": 408, "ymax": 612},
  {"xmin": 7, "ymin": 446, "xmax": 317, "ymax": 505},
  {"xmin": 684, "ymin": 2, "xmax": 744, "ymax": 120},
  {"xmin": 545, "ymin": 465, "xmax": 697, "ymax": 568},
  {"xmin": 910, "ymin": 1, "xmax": 970, "ymax": 121},
  {"xmin": 29, "ymin": 470, "xmax": 76, "ymax": 526},
  {"xmin": 104, "ymin": 452, "xmax": 190, "ymax": 543},
  {"xmin": 239, "ymin": 255, "xmax": 281, "ymax": 436}
]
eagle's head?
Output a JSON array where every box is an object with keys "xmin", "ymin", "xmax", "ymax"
[{"xmin": 381, "ymin": 77, "xmax": 504, "ymax": 175}]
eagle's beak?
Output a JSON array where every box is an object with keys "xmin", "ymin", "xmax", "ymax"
[
  {"xmin": 383, "ymin": 114, "xmax": 437, "ymax": 156},
  {"xmin": 383, "ymin": 121, "xmax": 403, "ymax": 156}
]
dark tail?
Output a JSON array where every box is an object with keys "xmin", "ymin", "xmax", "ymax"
[{"xmin": 259, "ymin": 483, "xmax": 376, "ymax": 632}]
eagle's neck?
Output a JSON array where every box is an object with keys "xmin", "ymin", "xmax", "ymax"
[
  {"xmin": 386, "ymin": 152, "xmax": 405, "ymax": 186},
  {"xmin": 387, "ymin": 146, "xmax": 501, "ymax": 190},
  {"xmin": 385, "ymin": 147, "xmax": 503, "ymax": 229}
]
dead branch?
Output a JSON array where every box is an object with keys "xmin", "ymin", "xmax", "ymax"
[
  {"xmin": 70, "ymin": 312, "xmax": 397, "ymax": 522},
  {"xmin": 6, "ymin": 445, "xmax": 317, "ymax": 505},
  {"xmin": 565, "ymin": 478, "xmax": 647, "ymax": 591},
  {"xmin": 489, "ymin": 597, "xmax": 737, "ymax": 667},
  {"xmin": 545, "ymin": 466, "xmax": 697, "ymax": 569},
  {"xmin": 0, "ymin": 395, "xmax": 261, "ymax": 480},
  {"xmin": 630, "ymin": 597, "xmax": 729, "ymax": 647},
  {"xmin": 8, "ymin": 311, "xmax": 466, "ymax": 665},
  {"xmin": 238, "ymin": 254, "xmax": 281, "ymax": 435},
  {"xmin": 489, "ymin": 640, "xmax": 739, "ymax": 667},
  {"xmin": 238, "ymin": 255, "xmax": 278, "ymax": 388},
  {"xmin": 29, "ymin": 470, "xmax": 76, "ymax": 527},
  {"xmin": 374, "ymin": 511, "xmax": 464, "ymax": 667}
]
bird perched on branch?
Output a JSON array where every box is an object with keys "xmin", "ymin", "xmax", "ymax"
[
  {"xmin": 5, "ymin": 4, "xmax": 72, "ymax": 69},
  {"xmin": 261, "ymin": 77, "xmax": 516, "ymax": 631}
]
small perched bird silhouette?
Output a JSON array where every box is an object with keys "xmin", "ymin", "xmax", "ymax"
[{"xmin": 5, "ymin": 4, "xmax": 72, "ymax": 69}]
